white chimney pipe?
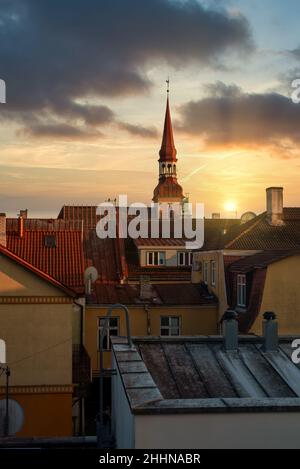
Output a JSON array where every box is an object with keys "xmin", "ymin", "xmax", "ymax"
[{"xmin": 266, "ymin": 187, "xmax": 284, "ymax": 226}]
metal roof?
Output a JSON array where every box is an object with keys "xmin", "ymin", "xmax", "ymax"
[{"xmin": 112, "ymin": 336, "xmax": 300, "ymax": 414}]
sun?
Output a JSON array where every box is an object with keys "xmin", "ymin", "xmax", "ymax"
[{"xmin": 224, "ymin": 201, "xmax": 237, "ymax": 213}]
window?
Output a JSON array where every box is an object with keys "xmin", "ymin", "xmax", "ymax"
[
  {"xmin": 146, "ymin": 251, "xmax": 166, "ymax": 266},
  {"xmin": 210, "ymin": 260, "xmax": 216, "ymax": 286},
  {"xmin": 237, "ymin": 274, "xmax": 246, "ymax": 307},
  {"xmin": 160, "ymin": 316, "xmax": 181, "ymax": 336},
  {"xmin": 203, "ymin": 261, "xmax": 209, "ymax": 283},
  {"xmin": 177, "ymin": 251, "xmax": 193, "ymax": 266},
  {"xmin": 98, "ymin": 317, "xmax": 119, "ymax": 351},
  {"xmin": 44, "ymin": 234, "xmax": 56, "ymax": 248}
]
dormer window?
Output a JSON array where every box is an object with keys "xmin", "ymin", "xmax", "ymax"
[
  {"xmin": 146, "ymin": 251, "xmax": 166, "ymax": 266},
  {"xmin": 44, "ymin": 234, "xmax": 56, "ymax": 248},
  {"xmin": 177, "ymin": 251, "xmax": 193, "ymax": 266}
]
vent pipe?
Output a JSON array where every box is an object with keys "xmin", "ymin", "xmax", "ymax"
[
  {"xmin": 266, "ymin": 187, "xmax": 284, "ymax": 226},
  {"xmin": 262, "ymin": 311, "xmax": 278, "ymax": 352},
  {"xmin": 222, "ymin": 309, "xmax": 238, "ymax": 351}
]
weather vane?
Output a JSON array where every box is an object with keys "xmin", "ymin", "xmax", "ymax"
[{"xmin": 166, "ymin": 77, "xmax": 170, "ymax": 94}]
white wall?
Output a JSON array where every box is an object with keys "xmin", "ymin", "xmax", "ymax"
[
  {"xmin": 111, "ymin": 355, "xmax": 135, "ymax": 449},
  {"xmin": 134, "ymin": 412, "xmax": 300, "ymax": 449}
]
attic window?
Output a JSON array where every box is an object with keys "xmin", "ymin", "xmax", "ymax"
[{"xmin": 44, "ymin": 234, "xmax": 56, "ymax": 248}]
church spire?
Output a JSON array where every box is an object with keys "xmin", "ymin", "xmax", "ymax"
[
  {"xmin": 152, "ymin": 82, "xmax": 184, "ymax": 204},
  {"xmin": 159, "ymin": 83, "xmax": 177, "ymax": 162}
]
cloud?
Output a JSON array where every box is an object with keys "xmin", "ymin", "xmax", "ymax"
[
  {"xmin": 177, "ymin": 81, "xmax": 300, "ymax": 157},
  {"xmin": 20, "ymin": 123, "xmax": 102, "ymax": 140},
  {"xmin": 0, "ymin": 0, "xmax": 253, "ymax": 137},
  {"xmin": 118, "ymin": 122, "xmax": 158, "ymax": 139}
]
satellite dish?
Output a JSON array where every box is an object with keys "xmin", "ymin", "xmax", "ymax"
[
  {"xmin": 0, "ymin": 399, "xmax": 24, "ymax": 436},
  {"xmin": 84, "ymin": 266, "xmax": 98, "ymax": 283},
  {"xmin": 241, "ymin": 211, "xmax": 256, "ymax": 224},
  {"xmin": 0, "ymin": 339, "xmax": 5, "ymax": 364}
]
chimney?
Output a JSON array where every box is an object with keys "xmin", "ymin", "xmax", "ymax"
[
  {"xmin": 222, "ymin": 309, "xmax": 238, "ymax": 351},
  {"xmin": 18, "ymin": 213, "xmax": 25, "ymax": 239},
  {"xmin": 139, "ymin": 275, "xmax": 153, "ymax": 301},
  {"xmin": 0, "ymin": 213, "xmax": 6, "ymax": 247},
  {"xmin": 19, "ymin": 209, "xmax": 28, "ymax": 219},
  {"xmin": 266, "ymin": 187, "xmax": 284, "ymax": 226},
  {"xmin": 262, "ymin": 311, "xmax": 278, "ymax": 352}
]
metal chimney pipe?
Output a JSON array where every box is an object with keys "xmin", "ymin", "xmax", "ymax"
[
  {"xmin": 222, "ymin": 309, "xmax": 238, "ymax": 351},
  {"xmin": 262, "ymin": 311, "xmax": 278, "ymax": 352}
]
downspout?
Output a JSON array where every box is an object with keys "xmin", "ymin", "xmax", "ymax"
[
  {"xmin": 74, "ymin": 298, "xmax": 85, "ymax": 436},
  {"xmin": 144, "ymin": 304, "xmax": 151, "ymax": 335}
]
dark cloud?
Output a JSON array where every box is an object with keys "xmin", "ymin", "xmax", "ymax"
[
  {"xmin": 289, "ymin": 46, "xmax": 300, "ymax": 60},
  {"xmin": 0, "ymin": 0, "xmax": 253, "ymax": 137},
  {"xmin": 177, "ymin": 82, "xmax": 300, "ymax": 156},
  {"xmin": 118, "ymin": 122, "xmax": 158, "ymax": 138},
  {"xmin": 20, "ymin": 123, "xmax": 102, "ymax": 140}
]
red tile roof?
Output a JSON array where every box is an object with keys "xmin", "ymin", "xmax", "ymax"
[
  {"xmin": 134, "ymin": 238, "xmax": 186, "ymax": 247},
  {"xmin": 6, "ymin": 227, "xmax": 85, "ymax": 293},
  {"xmin": 0, "ymin": 244, "xmax": 77, "ymax": 297},
  {"xmin": 86, "ymin": 282, "xmax": 217, "ymax": 306}
]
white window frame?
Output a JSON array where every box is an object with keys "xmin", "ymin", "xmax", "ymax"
[
  {"xmin": 237, "ymin": 274, "xmax": 247, "ymax": 308},
  {"xmin": 160, "ymin": 316, "xmax": 181, "ymax": 336},
  {"xmin": 210, "ymin": 260, "xmax": 216, "ymax": 286},
  {"xmin": 177, "ymin": 251, "xmax": 193, "ymax": 266},
  {"xmin": 98, "ymin": 316, "xmax": 119, "ymax": 351},
  {"xmin": 203, "ymin": 261, "xmax": 209, "ymax": 283},
  {"xmin": 146, "ymin": 251, "xmax": 166, "ymax": 266}
]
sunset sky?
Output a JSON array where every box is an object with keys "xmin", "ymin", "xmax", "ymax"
[{"xmin": 1, "ymin": 0, "xmax": 300, "ymax": 218}]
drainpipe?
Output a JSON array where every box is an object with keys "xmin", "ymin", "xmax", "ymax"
[{"xmin": 144, "ymin": 304, "xmax": 151, "ymax": 335}]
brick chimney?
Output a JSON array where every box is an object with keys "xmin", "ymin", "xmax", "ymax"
[
  {"xmin": 266, "ymin": 187, "xmax": 284, "ymax": 226},
  {"xmin": 139, "ymin": 276, "xmax": 153, "ymax": 301},
  {"xmin": 19, "ymin": 209, "xmax": 28, "ymax": 219},
  {"xmin": 0, "ymin": 213, "xmax": 6, "ymax": 247}
]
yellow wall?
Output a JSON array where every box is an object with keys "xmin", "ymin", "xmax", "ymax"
[
  {"xmin": 0, "ymin": 254, "xmax": 66, "ymax": 297},
  {"xmin": 0, "ymin": 252, "xmax": 74, "ymax": 436},
  {"xmin": 193, "ymin": 251, "xmax": 228, "ymax": 321},
  {"xmin": 86, "ymin": 304, "xmax": 218, "ymax": 373},
  {"xmin": 251, "ymin": 255, "xmax": 300, "ymax": 335}
]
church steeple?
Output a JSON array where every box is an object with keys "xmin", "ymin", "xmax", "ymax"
[
  {"xmin": 159, "ymin": 96, "xmax": 177, "ymax": 162},
  {"xmin": 153, "ymin": 84, "xmax": 184, "ymax": 204}
]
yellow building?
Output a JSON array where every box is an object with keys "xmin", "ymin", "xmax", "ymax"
[
  {"xmin": 192, "ymin": 187, "xmax": 300, "ymax": 334},
  {"xmin": 85, "ymin": 283, "xmax": 218, "ymax": 375},
  {"xmin": 0, "ymin": 245, "xmax": 76, "ymax": 437}
]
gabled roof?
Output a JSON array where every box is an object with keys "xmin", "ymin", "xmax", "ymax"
[
  {"xmin": 0, "ymin": 244, "xmax": 76, "ymax": 297},
  {"xmin": 229, "ymin": 249, "xmax": 300, "ymax": 273},
  {"xmin": 221, "ymin": 208, "xmax": 300, "ymax": 250},
  {"xmin": 6, "ymin": 224, "xmax": 85, "ymax": 293}
]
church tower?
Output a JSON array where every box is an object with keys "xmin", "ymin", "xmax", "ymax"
[{"xmin": 153, "ymin": 85, "xmax": 184, "ymax": 205}]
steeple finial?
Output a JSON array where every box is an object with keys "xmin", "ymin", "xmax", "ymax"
[{"xmin": 166, "ymin": 76, "xmax": 170, "ymax": 94}]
